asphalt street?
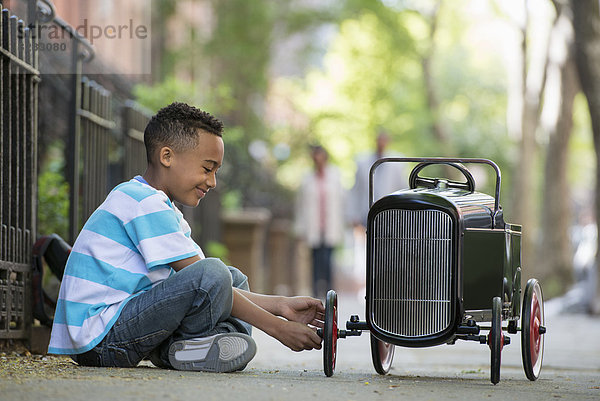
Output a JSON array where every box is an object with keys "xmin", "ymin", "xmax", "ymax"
[{"xmin": 1, "ymin": 291, "xmax": 599, "ymax": 401}]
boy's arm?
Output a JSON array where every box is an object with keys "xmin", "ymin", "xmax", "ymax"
[
  {"xmin": 232, "ymin": 290, "xmax": 282, "ymax": 314},
  {"xmin": 235, "ymin": 289, "xmax": 324, "ymax": 328},
  {"xmin": 232, "ymin": 289, "xmax": 322, "ymax": 352},
  {"xmin": 167, "ymin": 256, "xmax": 322, "ymax": 351}
]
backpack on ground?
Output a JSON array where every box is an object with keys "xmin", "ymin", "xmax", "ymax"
[{"xmin": 32, "ymin": 234, "xmax": 71, "ymax": 327}]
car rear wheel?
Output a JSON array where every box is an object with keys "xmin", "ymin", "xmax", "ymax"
[
  {"xmin": 371, "ymin": 334, "xmax": 394, "ymax": 374},
  {"xmin": 522, "ymin": 279, "xmax": 545, "ymax": 381}
]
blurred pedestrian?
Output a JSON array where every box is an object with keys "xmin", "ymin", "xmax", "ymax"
[
  {"xmin": 348, "ymin": 131, "xmax": 408, "ymax": 229},
  {"xmin": 294, "ymin": 145, "xmax": 345, "ymax": 298}
]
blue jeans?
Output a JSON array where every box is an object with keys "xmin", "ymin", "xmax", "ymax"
[{"xmin": 73, "ymin": 258, "xmax": 251, "ymax": 368}]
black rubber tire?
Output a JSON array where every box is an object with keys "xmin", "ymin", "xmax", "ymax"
[
  {"xmin": 490, "ymin": 296, "xmax": 502, "ymax": 385},
  {"xmin": 323, "ymin": 290, "xmax": 338, "ymax": 377},
  {"xmin": 522, "ymin": 279, "xmax": 545, "ymax": 381},
  {"xmin": 370, "ymin": 334, "xmax": 394, "ymax": 375}
]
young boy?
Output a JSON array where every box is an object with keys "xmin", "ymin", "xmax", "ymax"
[{"xmin": 49, "ymin": 102, "xmax": 324, "ymax": 372}]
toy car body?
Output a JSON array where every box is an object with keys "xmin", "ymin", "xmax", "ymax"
[{"xmin": 320, "ymin": 158, "xmax": 546, "ymax": 385}]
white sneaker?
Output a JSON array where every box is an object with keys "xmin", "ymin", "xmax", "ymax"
[{"xmin": 168, "ymin": 333, "xmax": 256, "ymax": 372}]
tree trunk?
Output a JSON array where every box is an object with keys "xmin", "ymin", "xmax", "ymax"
[
  {"xmin": 571, "ymin": 0, "xmax": 600, "ymax": 313},
  {"xmin": 539, "ymin": 3, "xmax": 578, "ymax": 290},
  {"xmin": 540, "ymin": 60, "xmax": 577, "ymax": 291},
  {"xmin": 421, "ymin": 1, "xmax": 454, "ymax": 156},
  {"xmin": 516, "ymin": 93, "xmax": 540, "ymax": 279},
  {"xmin": 514, "ymin": 1, "xmax": 549, "ymax": 279}
]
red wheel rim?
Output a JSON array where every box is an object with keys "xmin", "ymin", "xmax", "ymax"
[
  {"xmin": 522, "ymin": 279, "xmax": 544, "ymax": 380},
  {"xmin": 323, "ymin": 290, "xmax": 338, "ymax": 377},
  {"xmin": 530, "ymin": 291, "xmax": 541, "ymax": 366},
  {"xmin": 488, "ymin": 332, "xmax": 505, "ymax": 352},
  {"xmin": 332, "ymin": 300, "xmax": 338, "ymax": 371}
]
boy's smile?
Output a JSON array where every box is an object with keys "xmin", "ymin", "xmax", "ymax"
[{"xmin": 145, "ymin": 130, "xmax": 224, "ymax": 207}]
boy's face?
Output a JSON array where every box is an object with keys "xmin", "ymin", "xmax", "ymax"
[{"xmin": 162, "ymin": 130, "xmax": 224, "ymax": 207}]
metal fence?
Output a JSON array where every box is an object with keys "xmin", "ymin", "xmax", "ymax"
[
  {"xmin": 0, "ymin": 4, "xmax": 39, "ymax": 339},
  {"xmin": 122, "ymin": 100, "xmax": 149, "ymax": 180},
  {"xmin": 1, "ymin": 0, "xmax": 228, "ymax": 344},
  {"xmin": 68, "ymin": 77, "xmax": 115, "ymax": 242},
  {"xmin": 1, "ymin": 0, "xmax": 148, "ymax": 342}
]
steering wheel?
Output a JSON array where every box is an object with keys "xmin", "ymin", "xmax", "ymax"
[{"xmin": 408, "ymin": 162, "xmax": 476, "ymax": 192}]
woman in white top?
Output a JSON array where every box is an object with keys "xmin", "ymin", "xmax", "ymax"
[{"xmin": 294, "ymin": 145, "xmax": 345, "ymax": 298}]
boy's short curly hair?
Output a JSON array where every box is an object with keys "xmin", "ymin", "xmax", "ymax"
[{"xmin": 144, "ymin": 102, "xmax": 224, "ymax": 164}]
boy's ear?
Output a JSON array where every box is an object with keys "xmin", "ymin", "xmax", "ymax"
[{"xmin": 158, "ymin": 146, "xmax": 174, "ymax": 167}]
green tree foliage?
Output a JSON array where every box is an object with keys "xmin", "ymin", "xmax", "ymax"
[
  {"xmin": 37, "ymin": 167, "xmax": 69, "ymax": 240},
  {"xmin": 203, "ymin": 0, "xmax": 279, "ymax": 210},
  {"xmin": 138, "ymin": 1, "xmax": 530, "ymax": 211},
  {"xmin": 36, "ymin": 139, "xmax": 69, "ymax": 239},
  {"xmin": 135, "ymin": 1, "xmax": 338, "ymax": 215},
  {"xmin": 133, "ymin": 76, "xmax": 234, "ymax": 115},
  {"xmin": 278, "ymin": 1, "xmax": 513, "ymax": 197},
  {"xmin": 136, "ymin": 1, "xmax": 289, "ymax": 215}
]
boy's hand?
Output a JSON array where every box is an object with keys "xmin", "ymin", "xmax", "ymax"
[
  {"xmin": 230, "ymin": 290, "xmax": 323, "ymax": 352},
  {"xmin": 280, "ymin": 297, "xmax": 325, "ymax": 328},
  {"xmin": 274, "ymin": 320, "xmax": 322, "ymax": 352}
]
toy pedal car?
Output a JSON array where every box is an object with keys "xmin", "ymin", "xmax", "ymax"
[{"xmin": 318, "ymin": 158, "xmax": 546, "ymax": 385}]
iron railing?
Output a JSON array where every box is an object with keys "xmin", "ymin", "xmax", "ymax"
[
  {"xmin": 77, "ymin": 78, "xmax": 115, "ymax": 229},
  {"xmin": 1, "ymin": 0, "xmax": 148, "ymax": 343},
  {"xmin": 122, "ymin": 100, "xmax": 149, "ymax": 179},
  {"xmin": 0, "ymin": 3, "xmax": 40, "ymax": 340}
]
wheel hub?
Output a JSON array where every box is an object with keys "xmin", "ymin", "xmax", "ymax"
[{"xmin": 530, "ymin": 292, "xmax": 541, "ymax": 363}]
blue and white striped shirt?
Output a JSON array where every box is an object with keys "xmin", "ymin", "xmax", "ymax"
[{"xmin": 48, "ymin": 177, "xmax": 204, "ymax": 355}]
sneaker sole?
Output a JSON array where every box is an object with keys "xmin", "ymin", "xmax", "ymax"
[{"xmin": 168, "ymin": 333, "xmax": 256, "ymax": 372}]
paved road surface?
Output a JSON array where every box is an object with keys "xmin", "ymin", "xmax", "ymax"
[{"xmin": 1, "ymin": 292, "xmax": 598, "ymax": 401}]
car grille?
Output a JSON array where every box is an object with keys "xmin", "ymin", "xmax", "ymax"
[{"xmin": 370, "ymin": 209, "xmax": 453, "ymax": 337}]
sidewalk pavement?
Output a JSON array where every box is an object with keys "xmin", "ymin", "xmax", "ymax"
[{"xmin": 1, "ymin": 291, "xmax": 599, "ymax": 401}]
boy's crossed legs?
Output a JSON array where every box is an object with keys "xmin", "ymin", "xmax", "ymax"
[{"xmin": 74, "ymin": 258, "xmax": 255, "ymax": 372}]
